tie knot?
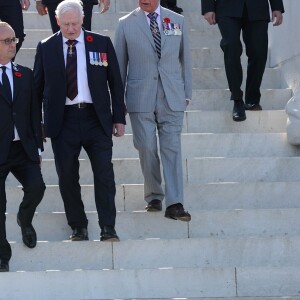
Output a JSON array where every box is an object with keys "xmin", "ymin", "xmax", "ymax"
[
  {"xmin": 1, "ymin": 66, "xmax": 7, "ymax": 73},
  {"xmin": 148, "ymin": 12, "xmax": 158, "ymax": 21},
  {"xmin": 66, "ymin": 40, "xmax": 78, "ymax": 47}
]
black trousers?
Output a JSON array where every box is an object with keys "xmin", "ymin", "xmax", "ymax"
[
  {"xmin": 46, "ymin": 2, "xmax": 94, "ymax": 33},
  {"xmin": 51, "ymin": 105, "xmax": 116, "ymax": 230},
  {"xmin": 0, "ymin": 142, "xmax": 45, "ymax": 261},
  {"xmin": 217, "ymin": 6, "xmax": 269, "ymax": 104},
  {"xmin": 0, "ymin": 0, "xmax": 25, "ymax": 53}
]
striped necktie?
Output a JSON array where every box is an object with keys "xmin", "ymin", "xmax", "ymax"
[
  {"xmin": 66, "ymin": 40, "xmax": 78, "ymax": 100},
  {"xmin": 148, "ymin": 12, "xmax": 161, "ymax": 59}
]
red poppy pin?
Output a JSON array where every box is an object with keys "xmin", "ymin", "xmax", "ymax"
[
  {"xmin": 14, "ymin": 72, "xmax": 22, "ymax": 78},
  {"xmin": 86, "ymin": 35, "xmax": 93, "ymax": 42},
  {"xmin": 163, "ymin": 17, "xmax": 171, "ymax": 23}
]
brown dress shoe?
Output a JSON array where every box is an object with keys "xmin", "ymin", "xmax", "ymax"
[
  {"xmin": 165, "ymin": 203, "xmax": 191, "ymax": 222},
  {"xmin": 145, "ymin": 199, "xmax": 162, "ymax": 212}
]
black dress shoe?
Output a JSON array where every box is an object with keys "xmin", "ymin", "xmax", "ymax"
[
  {"xmin": 145, "ymin": 199, "xmax": 162, "ymax": 212},
  {"xmin": 69, "ymin": 228, "xmax": 89, "ymax": 241},
  {"xmin": 0, "ymin": 260, "xmax": 9, "ymax": 272},
  {"xmin": 100, "ymin": 226, "xmax": 120, "ymax": 242},
  {"xmin": 232, "ymin": 100, "xmax": 246, "ymax": 122},
  {"xmin": 17, "ymin": 217, "xmax": 37, "ymax": 248},
  {"xmin": 245, "ymin": 103, "xmax": 262, "ymax": 111},
  {"xmin": 165, "ymin": 203, "xmax": 191, "ymax": 222}
]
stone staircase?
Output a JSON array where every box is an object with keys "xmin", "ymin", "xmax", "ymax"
[{"xmin": 1, "ymin": 0, "xmax": 300, "ymax": 299}]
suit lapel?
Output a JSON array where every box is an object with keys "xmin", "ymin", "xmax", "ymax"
[
  {"xmin": 11, "ymin": 62, "xmax": 21, "ymax": 104},
  {"xmin": 53, "ymin": 32, "xmax": 66, "ymax": 79},
  {"xmin": 159, "ymin": 8, "xmax": 169, "ymax": 51},
  {"xmin": 135, "ymin": 8, "xmax": 157, "ymax": 52}
]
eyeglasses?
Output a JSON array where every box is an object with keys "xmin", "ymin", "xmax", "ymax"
[{"xmin": 0, "ymin": 37, "xmax": 19, "ymax": 45}]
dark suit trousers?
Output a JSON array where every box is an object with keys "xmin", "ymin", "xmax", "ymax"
[
  {"xmin": 51, "ymin": 105, "xmax": 116, "ymax": 230},
  {"xmin": 46, "ymin": 2, "xmax": 94, "ymax": 33},
  {"xmin": 0, "ymin": 0, "xmax": 25, "ymax": 53},
  {"xmin": 0, "ymin": 142, "xmax": 45, "ymax": 261},
  {"xmin": 217, "ymin": 6, "xmax": 268, "ymax": 104}
]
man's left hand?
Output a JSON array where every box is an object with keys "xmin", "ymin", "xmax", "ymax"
[
  {"xmin": 21, "ymin": 0, "xmax": 30, "ymax": 10},
  {"xmin": 99, "ymin": 0, "xmax": 110, "ymax": 14},
  {"xmin": 113, "ymin": 123, "xmax": 125, "ymax": 137},
  {"xmin": 272, "ymin": 11, "xmax": 283, "ymax": 26}
]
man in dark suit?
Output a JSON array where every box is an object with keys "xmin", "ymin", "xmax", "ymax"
[
  {"xmin": 201, "ymin": 0, "xmax": 284, "ymax": 121},
  {"xmin": 161, "ymin": 0, "xmax": 183, "ymax": 14},
  {"xmin": 34, "ymin": 0, "xmax": 126, "ymax": 242},
  {"xmin": 35, "ymin": 0, "xmax": 110, "ymax": 33},
  {"xmin": 0, "ymin": 22, "xmax": 45, "ymax": 272},
  {"xmin": 0, "ymin": 0, "xmax": 30, "ymax": 54}
]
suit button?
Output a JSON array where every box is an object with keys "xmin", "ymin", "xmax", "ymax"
[{"xmin": 12, "ymin": 112, "xmax": 16, "ymax": 116}]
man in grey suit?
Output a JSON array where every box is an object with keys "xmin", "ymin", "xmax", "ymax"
[{"xmin": 115, "ymin": 0, "xmax": 191, "ymax": 222}]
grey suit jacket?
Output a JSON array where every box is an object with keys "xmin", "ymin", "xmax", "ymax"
[{"xmin": 114, "ymin": 7, "xmax": 192, "ymax": 113}]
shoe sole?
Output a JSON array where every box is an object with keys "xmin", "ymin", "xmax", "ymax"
[
  {"xmin": 165, "ymin": 215, "xmax": 191, "ymax": 222},
  {"xmin": 101, "ymin": 237, "xmax": 120, "ymax": 242},
  {"xmin": 70, "ymin": 237, "xmax": 89, "ymax": 241},
  {"xmin": 233, "ymin": 116, "xmax": 246, "ymax": 122},
  {"xmin": 145, "ymin": 207, "xmax": 162, "ymax": 212}
]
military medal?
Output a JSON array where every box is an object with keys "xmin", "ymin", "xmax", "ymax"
[
  {"xmin": 101, "ymin": 53, "xmax": 108, "ymax": 67},
  {"xmin": 89, "ymin": 52, "xmax": 95, "ymax": 65},
  {"xmin": 93, "ymin": 52, "xmax": 99, "ymax": 66},
  {"xmin": 98, "ymin": 52, "xmax": 103, "ymax": 66}
]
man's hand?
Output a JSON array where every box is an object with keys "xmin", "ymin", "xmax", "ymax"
[
  {"xmin": 113, "ymin": 123, "xmax": 125, "ymax": 137},
  {"xmin": 272, "ymin": 11, "xmax": 283, "ymax": 26},
  {"xmin": 204, "ymin": 12, "xmax": 216, "ymax": 25},
  {"xmin": 36, "ymin": 1, "xmax": 48, "ymax": 15},
  {"xmin": 21, "ymin": 0, "xmax": 30, "ymax": 10},
  {"xmin": 99, "ymin": 0, "xmax": 110, "ymax": 14}
]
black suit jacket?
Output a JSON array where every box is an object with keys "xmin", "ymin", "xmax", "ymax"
[
  {"xmin": 33, "ymin": 30, "xmax": 125, "ymax": 138},
  {"xmin": 201, "ymin": 0, "xmax": 284, "ymax": 21},
  {"xmin": 0, "ymin": 63, "xmax": 43, "ymax": 165}
]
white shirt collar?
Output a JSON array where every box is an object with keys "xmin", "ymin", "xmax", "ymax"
[{"xmin": 0, "ymin": 62, "xmax": 12, "ymax": 70}]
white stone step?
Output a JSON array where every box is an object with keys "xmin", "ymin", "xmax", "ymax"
[
  {"xmin": 0, "ymin": 267, "xmax": 236, "ymax": 300},
  {"xmin": 40, "ymin": 132, "xmax": 299, "ymax": 159},
  {"xmin": 7, "ymin": 236, "xmax": 300, "ymax": 271},
  {"xmin": 39, "ymin": 110, "xmax": 287, "ymax": 137},
  {"xmin": 6, "ymin": 181, "xmax": 300, "ymax": 213},
  {"xmin": 192, "ymin": 67, "xmax": 282, "ymax": 89},
  {"xmin": 7, "ymin": 154, "xmax": 299, "ymax": 186},
  {"xmin": 185, "ymin": 110, "xmax": 287, "ymax": 133},
  {"xmin": 6, "ymin": 208, "xmax": 300, "ymax": 242},
  {"xmin": 0, "ymin": 266, "xmax": 300, "ymax": 299},
  {"xmin": 190, "ymin": 88, "xmax": 292, "ymax": 110},
  {"xmin": 187, "ymin": 157, "xmax": 300, "ymax": 184}
]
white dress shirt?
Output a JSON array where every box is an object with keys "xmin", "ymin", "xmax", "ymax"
[{"xmin": 62, "ymin": 30, "xmax": 93, "ymax": 105}]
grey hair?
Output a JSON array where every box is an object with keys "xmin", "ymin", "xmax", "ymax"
[{"xmin": 55, "ymin": 0, "xmax": 84, "ymax": 19}]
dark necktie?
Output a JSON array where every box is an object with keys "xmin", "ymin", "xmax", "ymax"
[
  {"xmin": 148, "ymin": 12, "xmax": 161, "ymax": 59},
  {"xmin": 66, "ymin": 40, "xmax": 78, "ymax": 100},
  {"xmin": 1, "ymin": 66, "xmax": 12, "ymax": 102}
]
